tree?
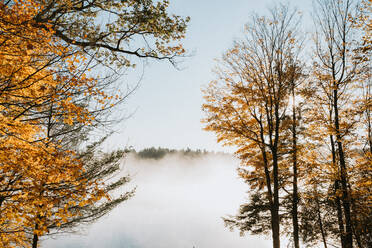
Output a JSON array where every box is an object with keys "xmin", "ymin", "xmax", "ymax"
[
  {"xmin": 31, "ymin": 0, "xmax": 189, "ymax": 67},
  {"xmin": 223, "ymin": 190, "xmax": 272, "ymax": 237},
  {"xmin": 202, "ymin": 5, "xmax": 303, "ymax": 248},
  {"xmin": 350, "ymin": 1, "xmax": 371, "ymax": 247},
  {"xmin": 308, "ymin": 0, "xmax": 370, "ymax": 247},
  {"xmin": 0, "ymin": 0, "xmax": 189, "ymax": 247},
  {"xmin": 33, "ymin": 136, "xmax": 136, "ymax": 241},
  {"xmin": 0, "ymin": 1, "xmax": 112, "ymax": 246}
]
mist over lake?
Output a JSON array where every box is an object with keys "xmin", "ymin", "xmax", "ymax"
[{"xmin": 43, "ymin": 153, "xmax": 272, "ymax": 248}]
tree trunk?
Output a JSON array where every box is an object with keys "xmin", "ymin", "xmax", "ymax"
[
  {"xmin": 260, "ymin": 132, "xmax": 280, "ymax": 248},
  {"xmin": 272, "ymin": 207, "xmax": 281, "ymax": 248},
  {"xmin": 333, "ymin": 90, "xmax": 353, "ymax": 248},
  {"xmin": 32, "ymin": 106, "xmax": 53, "ymax": 248},
  {"xmin": 291, "ymin": 82, "xmax": 300, "ymax": 248},
  {"xmin": 331, "ymin": 134, "xmax": 346, "ymax": 248},
  {"xmin": 335, "ymin": 180, "xmax": 346, "ymax": 248},
  {"xmin": 272, "ymin": 149, "xmax": 280, "ymax": 248},
  {"xmin": 32, "ymin": 223, "xmax": 39, "ymax": 248},
  {"xmin": 314, "ymin": 186, "xmax": 328, "ymax": 248},
  {"xmin": 271, "ymin": 101, "xmax": 281, "ymax": 248}
]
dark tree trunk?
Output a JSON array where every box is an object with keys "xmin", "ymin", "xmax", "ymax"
[
  {"xmin": 272, "ymin": 207, "xmax": 281, "ymax": 248},
  {"xmin": 260, "ymin": 128, "xmax": 280, "ymax": 248},
  {"xmin": 333, "ymin": 90, "xmax": 353, "ymax": 248},
  {"xmin": 314, "ymin": 186, "xmax": 328, "ymax": 248},
  {"xmin": 32, "ymin": 106, "xmax": 53, "ymax": 248},
  {"xmin": 271, "ymin": 103, "xmax": 281, "ymax": 248},
  {"xmin": 291, "ymin": 82, "xmax": 300, "ymax": 248},
  {"xmin": 317, "ymin": 199, "xmax": 328, "ymax": 248},
  {"xmin": 335, "ymin": 180, "xmax": 346, "ymax": 248},
  {"xmin": 331, "ymin": 134, "xmax": 346, "ymax": 248},
  {"xmin": 271, "ymin": 157, "xmax": 280, "ymax": 248},
  {"xmin": 272, "ymin": 147, "xmax": 280, "ymax": 248},
  {"xmin": 32, "ymin": 223, "xmax": 39, "ymax": 248}
]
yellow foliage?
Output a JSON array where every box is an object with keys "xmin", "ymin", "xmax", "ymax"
[{"xmin": 0, "ymin": 1, "xmax": 111, "ymax": 246}]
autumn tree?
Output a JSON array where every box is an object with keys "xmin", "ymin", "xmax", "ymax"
[
  {"xmin": 26, "ymin": 1, "xmax": 189, "ymax": 244},
  {"xmin": 29, "ymin": 136, "xmax": 136, "ymax": 242},
  {"xmin": 30, "ymin": 0, "xmax": 189, "ymax": 68},
  {"xmin": 202, "ymin": 1, "xmax": 370, "ymax": 248},
  {"xmin": 353, "ymin": 1, "xmax": 372, "ymax": 246},
  {"xmin": 0, "ymin": 0, "xmax": 189, "ymax": 247},
  {"xmin": 202, "ymin": 5, "xmax": 303, "ymax": 248},
  {"xmin": 0, "ymin": 1, "xmax": 110, "ymax": 246},
  {"xmin": 304, "ymin": 0, "xmax": 371, "ymax": 247}
]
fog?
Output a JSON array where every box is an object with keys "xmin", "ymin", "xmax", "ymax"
[{"xmin": 44, "ymin": 153, "xmax": 272, "ymax": 248}]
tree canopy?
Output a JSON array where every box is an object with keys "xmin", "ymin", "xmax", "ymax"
[
  {"xmin": 202, "ymin": 1, "xmax": 371, "ymax": 248},
  {"xmin": 0, "ymin": 0, "xmax": 189, "ymax": 247}
]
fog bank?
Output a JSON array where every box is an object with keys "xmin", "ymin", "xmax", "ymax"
[{"xmin": 44, "ymin": 153, "xmax": 272, "ymax": 248}]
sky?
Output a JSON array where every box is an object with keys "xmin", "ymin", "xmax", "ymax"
[{"xmin": 107, "ymin": 0, "xmax": 313, "ymax": 152}]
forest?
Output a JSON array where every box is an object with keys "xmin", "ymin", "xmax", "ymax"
[
  {"xmin": 0, "ymin": 0, "xmax": 371, "ymax": 248},
  {"xmin": 130, "ymin": 147, "xmax": 217, "ymax": 160},
  {"xmin": 202, "ymin": 1, "xmax": 371, "ymax": 248}
]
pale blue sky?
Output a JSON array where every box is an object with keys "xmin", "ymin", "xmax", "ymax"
[{"xmin": 110, "ymin": 0, "xmax": 313, "ymax": 152}]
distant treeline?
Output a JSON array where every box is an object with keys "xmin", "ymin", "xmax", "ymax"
[{"xmin": 126, "ymin": 147, "xmax": 226, "ymax": 160}]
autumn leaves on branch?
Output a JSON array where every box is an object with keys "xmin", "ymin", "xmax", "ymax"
[
  {"xmin": 202, "ymin": 1, "xmax": 371, "ymax": 248},
  {"xmin": 0, "ymin": 0, "xmax": 188, "ymax": 247}
]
